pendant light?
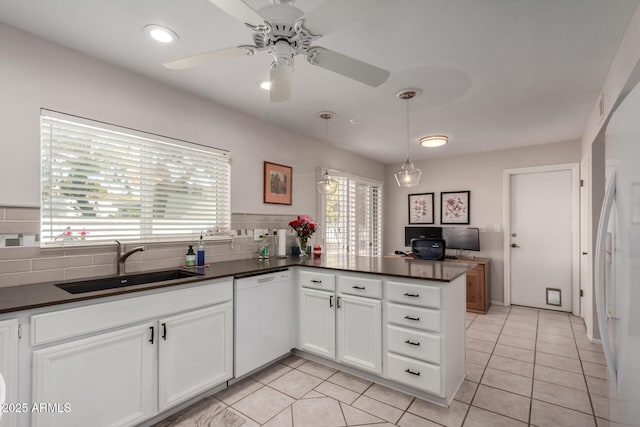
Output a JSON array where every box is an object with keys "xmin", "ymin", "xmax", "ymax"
[
  {"xmin": 317, "ymin": 111, "xmax": 339, "ymax": 194},
  {"xmin": 394, "ymin": 89, "xmax": 422, "ymax": 187}
]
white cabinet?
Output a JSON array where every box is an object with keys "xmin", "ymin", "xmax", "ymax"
[
  {"xmin": 32, "ymin": 322, "xmax": 156, "ymax": 427},
  {"xmin": 298, "ymin": 287, "xmax": 335, "ymax": 358},
  {"xmin": 0, "ymin": 319, "xmax": 19, "ymax": 427},
  {"xmin": 336, "ymin": 294, "xmax": 381, "ymax": 374},
  {"xmin": 159, "ymin": 302, "xmax": 233, "ymax": 410},
  {"xmin": 30, "ymin": 279, "xmax": 233, "ymax": 427}
]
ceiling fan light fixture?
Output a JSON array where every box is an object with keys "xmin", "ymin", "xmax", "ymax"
[
  {"xmin": 420, "ymin": 135, "xmax": 448, "ymax": 148},
  {"xmin": 144, "ymin": 25, "xmax": 178, "ymax": 44},
  {"xmin": 259, "ymin": 80, "xmax": 271, "ymax": 90}
]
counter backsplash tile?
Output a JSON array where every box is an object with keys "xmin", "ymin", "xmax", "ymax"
[{"xmin": 0, "ymin": 207, "xmax": 299, "ymax": 288}]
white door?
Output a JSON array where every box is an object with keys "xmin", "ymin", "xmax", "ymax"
[
  {"xmin": 580, "ymin": 153, "xmax": 594, "ymax": 336},
  {"xmin": 509, "ymin": 167, "xmax": 577, "ymax": 311},
  {"xmin": 298, "ymin": 287, "xmax": 335, "ymax": 358},
  {"xmin": 32, "ymin": 323, "xmax": 156, "ymax": 427},
  {"xmin": 336, "ymin": 294, "xmax": 382, "ymax": 374},
  {"xmin": 158, "ymin": 302, "xmax": 233, "ymax": 411},
  {"xmin": 0, "ymin": 319, "xmax": 18, "ymax": 427}
]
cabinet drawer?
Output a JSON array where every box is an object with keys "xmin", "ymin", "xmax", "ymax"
[
  {"xmin": 387, "ymin": 303, "xmax": 441, "ymax": 333},
  {"xmin": 386, "ymin": 352, "xmax": 442, "ymax": 396},
  {"xmin": 387, "ymin": 325, "xmax": 441, "ymax": 365},
  {"xmin": 299, "ymin": 270, "xmax": 335, "ymax": 291},
  {"xmin": 386, "ymin": 281, "xmax": 440, "ymax": 309},
  {"xmin": 337, "ymin": 275, "xmax": 382, "ymax": 299}
]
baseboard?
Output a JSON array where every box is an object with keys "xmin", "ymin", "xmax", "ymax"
[
  {"xmin": 587, "ymin": 335, "xmax": 602, "ymax": 344},
  {"xmin": 491, "ymin": 300, "xmax": 505, "ymax": 306}
]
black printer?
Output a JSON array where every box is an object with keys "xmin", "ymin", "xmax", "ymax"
[{"xmin": 411, "ymin": 238, "xmax": 446, "ymax": 261}]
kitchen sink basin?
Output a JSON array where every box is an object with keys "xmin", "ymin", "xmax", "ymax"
[{"xmin": 55, "ymin": 269, "xmax": 205, "ymax": 294}]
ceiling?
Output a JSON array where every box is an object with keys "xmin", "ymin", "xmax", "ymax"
[{"xmin": 1, "ymin": 0, "xmax": 638, "ymax": 164}]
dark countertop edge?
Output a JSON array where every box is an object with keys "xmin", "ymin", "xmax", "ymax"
[{"xmin": 0, "ymin": 256, "xmax": 474, "ymax": 315}]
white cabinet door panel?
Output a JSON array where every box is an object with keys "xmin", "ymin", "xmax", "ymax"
[
  {"xmin": 32, "ymin": 322, "xmax": 155, "ymax": 427},
  {"xmin": 337, "ymin": 295, "xmax": 381, "ymax": 374},
  {"xmin": 0, "ymin": 319, "xmax": 18, "ymax": 427},
  {"xmin": 159, "ymin": 302, "xmax": 233, "ymax": 410},
  {"xmin": 298, "ymin": 287, "xmax": 335, "ymax": 358}
]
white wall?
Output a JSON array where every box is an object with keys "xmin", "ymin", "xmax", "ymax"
[
  {"xmin": 384, "ymin": 140, "xmax": 581, "ymax": 304},
  {"xmin": 0, "ymin": 24, "xmax": 384, "ymax": 216}
]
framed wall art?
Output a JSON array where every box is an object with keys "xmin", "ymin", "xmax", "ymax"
[
  {"xmin": 441, "ymin": 191, "xmax": 470, "ymax": 224},
  {"xmin": 408, "ymin": 193, "xmax": 434, "ymax": 224},
  {"xmin": 264, "ymin": 161, "xmax": 292, "ymax": 205}
]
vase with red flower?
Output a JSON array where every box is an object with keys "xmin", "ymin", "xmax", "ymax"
[{"xmin": 289, "ymin": 215, "xmax": 317, "ymax": 258}]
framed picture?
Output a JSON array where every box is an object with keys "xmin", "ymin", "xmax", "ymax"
[
  {"xmin": 264, "ymin": 161, "xmax": 292, "ymax": 205},
  {"xmin": 408, "ymin": 193, "xmax": 434, "ymax": 224},
  {"xmin": 441, "ymin": 191, "xmax": 470, "ymax": 224}
]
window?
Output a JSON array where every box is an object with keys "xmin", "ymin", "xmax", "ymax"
[
  {"xmin": 40, "ymin": 111, "xmax": 231, "ymax": 246},
  {"xmin": 321, "ymin": 170, "xmax": 383, "ymax": 257}
]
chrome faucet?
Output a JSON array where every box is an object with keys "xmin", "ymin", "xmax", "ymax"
[{"xmin": 115, "ymin": 240, "xmax": 145, "ymax": 275}]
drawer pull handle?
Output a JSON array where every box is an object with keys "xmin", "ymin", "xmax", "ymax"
[
  {"xmin": 337, "ymin": 296, "xmax": 342, "ymax": 309},
  {"xmin": 405, "ymin": 339, "xmax": 420, "ymax": 346},
  {"xmin": 162, "ymin": 322, "xmax": 167, "ymax": 340},
  {"xmin": 329, "ymin": 295, "xmax": 334, "ymax": 308},
  {"xmin": 353, "ymin": 285, "xmax": 366, "ymax": 290},
  {"xmin": 404, "ymin": 315, "xmax": 420, "ymax": 321},
  {"xmin": 404, "ymin": 292, "xmax": 420, "ymax": 297},
  {"xmin": 405, "ymin": 368, "xmax": 421, "ymax": 376},
  {"xmin": 311, "ymin": 280, "xmax": 323, "ymax": 284},
  {"xmin": 149, "ymin": 326, "xmax": 154, "ymax": 344}
]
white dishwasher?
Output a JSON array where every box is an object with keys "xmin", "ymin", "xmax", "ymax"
[{"xmin": 234, "ymin": 269, "xmax": 293, "ymax": 378}]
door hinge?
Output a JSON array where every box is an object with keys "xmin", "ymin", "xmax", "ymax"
[
  {"xmin": 18, "ymin": 323, "xmax": 23, "ymax": 339},
  {"xmin": 580, "ymin": 179, "xmax": 584, "ymax": 187},
  {"xmin": 580, "ymin": 289, "xmax": 584, "ymax": 297}
]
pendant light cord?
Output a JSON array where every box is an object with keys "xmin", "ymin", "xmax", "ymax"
[{"xmin": 406, "ymin": 98, "xmax": 410, "ymax": 162}]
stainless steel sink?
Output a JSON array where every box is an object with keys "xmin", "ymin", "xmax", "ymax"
[{"xmin": 55, "ymin": 269, "xmax": 205, "ymax": 294}]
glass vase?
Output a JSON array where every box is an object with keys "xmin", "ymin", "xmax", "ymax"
[{"xmin": 297, "ymin": 236, "xmax": 310, "ymax": 258}]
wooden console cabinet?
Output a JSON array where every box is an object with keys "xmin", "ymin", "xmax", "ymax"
[{"xmin": 445, "ymin": 258, "xmax": 491, "ymax": 313}]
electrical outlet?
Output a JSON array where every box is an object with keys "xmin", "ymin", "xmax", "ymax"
[{"xmin": 253, "ymin": 229, "xmax": 266, "ymax": 241}]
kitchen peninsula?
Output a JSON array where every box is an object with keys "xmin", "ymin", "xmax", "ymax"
[{"xmin": 0, "ymin": 256, "xmax": 471, "ymax": 426}]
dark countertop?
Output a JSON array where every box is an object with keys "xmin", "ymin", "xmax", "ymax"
[{"xmin": 0, "ymin": 255, "xmax": 473, "ymax": 315}]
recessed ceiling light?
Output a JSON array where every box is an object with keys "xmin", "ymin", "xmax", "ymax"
[
  {"xmin": 420, "ymin": 135, "xmax": 449, "ymax": 148},
  {"xmin": 144, "ymin": 25, "xmax": 178, "ymax": 44},
  {"xmin": 259, "ymin": 81, "xmax": 271, "ymax": 90}
]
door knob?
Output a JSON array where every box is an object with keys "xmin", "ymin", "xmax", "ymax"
[{"xmin": 511, "ymin": 243, "xmax": 520, "ymax": 248}]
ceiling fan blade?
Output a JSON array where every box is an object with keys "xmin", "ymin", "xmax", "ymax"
[
  {"xmin": 270, "ymin": 63, "xmax": 292, "ymax": 103},
  {"xmin": 302, "ymin": 0, "xmax": 393, "ymax": 36},
  {"xmin": 163, "ymin": 46, "xmax": 249, "ymax": 70},
  {"xmin": 308, "ymin": 49, "xmax": 389, "ymax": 87},
  {"xmin": 208, "ymin": 0, "xmax": 265, "ymax": 27}
]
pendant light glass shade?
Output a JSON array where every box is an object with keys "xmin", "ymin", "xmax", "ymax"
[
  {"xmin": 317, "ymin": 111, "xmax": 338, "ymax": 194},
  {"xmin": 394, "ymin": 89, "xmax": 422, "ymax": 188},
  {"xmin": 394, "ymin": 159, "xmax": 422, "ymax": 187},
  {"xmin": 317, "ymin": 170, "xmax": 339, "ymax": 194}
]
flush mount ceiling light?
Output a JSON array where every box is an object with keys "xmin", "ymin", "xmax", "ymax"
[
  {"xmin": 144, "ymin": 25, "xmax": 179, "ymax": 44},
  {"xmin": 317, "ymin": 111, "xmax": 339, "ymax": 195},
  {"xmin": 420, "ymin": 135, "xmax": 449, "ymax": 148},
  {"xmin": 394, "ymin": 89, "xmax": 422, "ymax": 188}
]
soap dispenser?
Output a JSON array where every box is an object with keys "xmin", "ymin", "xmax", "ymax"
[
  {"xmin": 197, "ymin": 233, "xmax": 205, "ymax": 266},
  {"xmin": 186, "ymin": 245, "xmax": 196, "ymax": 267}
]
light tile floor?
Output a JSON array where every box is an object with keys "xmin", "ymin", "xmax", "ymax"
[{"xmin": 163, "ymin": 305, "xmax": 609, "ymax": 426}]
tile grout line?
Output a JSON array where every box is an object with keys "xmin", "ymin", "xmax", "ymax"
[
  {"xmin": 460, "ymin": 305, "xmax": 512, "ymax": 427},
  {"xmin": 528, "ymin": 309, "xmax": 540, "ymax": 426},
  {"xmin": 571, "ymin": 317, "xmax": 602, "ymax": 426}
]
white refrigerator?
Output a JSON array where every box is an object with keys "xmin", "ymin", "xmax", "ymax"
[{"xmin": 595, "ymin": 79, "xmax": 640, "ymax": 426}]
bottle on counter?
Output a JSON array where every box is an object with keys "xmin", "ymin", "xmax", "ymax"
[
  {"xmin": 186, "ymin": 245, "xmax": 196, "ymax": 267},
  {"xmin": 259, "ymin": 234, "xmax": 269, "ymax": 259},
  {"xmin": 197, "ymin": 233, "xmax": 205, "ymax": 266}
]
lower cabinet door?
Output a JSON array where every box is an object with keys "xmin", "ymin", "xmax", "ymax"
[
  {"xmin": 0, "ymin": 319, "xmax": 18, "ymax": 427},
  {"xmin": 298, "ymin": 287, "xmax": 336, "ymax": 358},
  {"xmin": 32, "ymin": 322, "xmax": 156, "ymax": 427},
  {"xmin": 466, "ymin": 268, "xmax": 481, "ymax": 311},
  {"xmin": 158, "ymin": 302, "xmax": 233, "ymax": 411},
  {"xmin": 336, "ymin": 294, "xmax": 382, "ymax": 374}
]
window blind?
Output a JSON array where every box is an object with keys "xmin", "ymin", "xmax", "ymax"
[
  {"xmin": 321, "ymin": 170, "xmax": 383, "ymax": 257},
  {"xmin": 40, "ymin": 111, "xmax": 231, "ymax": 246}
]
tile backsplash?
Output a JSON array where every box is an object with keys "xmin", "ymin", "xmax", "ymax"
[{"xmin": 0, "ymin": 207, "xmax": 299, "ymax": 288}]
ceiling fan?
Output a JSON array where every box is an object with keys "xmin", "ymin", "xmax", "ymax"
[{"xmin": 163, "ymin": 0, "xmax": 392, "ymax": 102}]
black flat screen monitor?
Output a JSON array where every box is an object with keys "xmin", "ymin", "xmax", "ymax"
[
  {"xmin": 404, "ymin": 227, "xmax": 442, "ymax": 246},
  {"xmin": 442, "ymin": 227, "xmax": 480, "ymax": 251}
]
